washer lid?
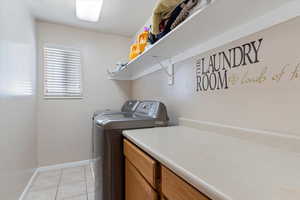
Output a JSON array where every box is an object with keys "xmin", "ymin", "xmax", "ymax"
[{"xmin": 95, "ymin": 113, "xmax": 156, "ymax": 129}]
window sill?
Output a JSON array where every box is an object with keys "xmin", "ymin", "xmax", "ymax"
[{"xmin": 43, "ymin": 96, "xmax": 84, "ymax": 100}]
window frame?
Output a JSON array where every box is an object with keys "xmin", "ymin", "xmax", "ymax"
[{"xmin": 43, "ymin": 44, "xmax": 84, "ymax": 99}]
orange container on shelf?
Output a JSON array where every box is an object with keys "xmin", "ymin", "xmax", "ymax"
[
  {"xmin": 137, "ymin": 28, "xmax": 149, "ymax": 53},
  {"xmin": 129, "ymin": 27, "xmax": 150, "ymax": 61},
  {"xmin": 129, "ymin": 43, "xmax": 139, "ymax": 61}
]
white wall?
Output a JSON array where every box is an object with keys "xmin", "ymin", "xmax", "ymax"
[
  {"xmin": 0, "ymin": 0, "xmax": 38, "ymax": 199},
  {"xmin": 36, "ymin": 22, "xmax": 131, "ymax": 166},
  {"xmin": 132, "ymin": 17, "xmax": 300, "ymax": 138}
]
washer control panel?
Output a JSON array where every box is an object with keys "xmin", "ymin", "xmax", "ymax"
[{"xmin": 135, "ymin": 101, "xmax": 159, "ymax": 117}]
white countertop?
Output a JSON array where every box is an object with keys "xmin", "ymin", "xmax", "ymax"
[{"xmin": 123, "ymin": 126, "xmax": 300, "ymax": 200}]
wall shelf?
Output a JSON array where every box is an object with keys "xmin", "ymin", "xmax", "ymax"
[{"xmin": 108, "ymin": 0, "xmax": 300, "ymax": 81}]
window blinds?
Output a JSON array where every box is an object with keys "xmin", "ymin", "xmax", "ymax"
[{"xmin": 44, "ymin": 46, "xmax": 82, "ymax": 98}]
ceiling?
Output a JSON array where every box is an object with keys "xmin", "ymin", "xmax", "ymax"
[{"xmin": 27, "ymin": 0, "xmax": 157, "ymax": 37}]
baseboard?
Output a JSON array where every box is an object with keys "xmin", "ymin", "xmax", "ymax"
[
  {"xmin": 18, "ymin": 169, "xmax": 38, "ymax": 200},
  {"xmin": 37, "ymin": 160, "xmax": 90, "ymax": 172}
]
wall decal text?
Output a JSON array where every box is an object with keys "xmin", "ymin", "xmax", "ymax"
[{"xmin": 196, "ymin": 38, "xmax": 264, "ymax": 92}]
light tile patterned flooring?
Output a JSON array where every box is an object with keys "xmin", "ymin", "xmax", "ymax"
[{"xmin": 25, "ymin": 164, "xmax": 95, "ymax": 200}]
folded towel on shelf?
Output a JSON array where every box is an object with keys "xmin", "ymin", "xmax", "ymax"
[
  {"xmin": 171, "ymin": 0, "xmax": 199, "ymax": 30},
  {"xmin": 149, "ymin": 0, "xmax": 199, "ymax": 44},
  {"xmin": 152, "ymin": 0, "xmax": 183, "ymax": 35}
]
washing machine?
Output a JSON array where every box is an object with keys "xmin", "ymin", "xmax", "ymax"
[
  {"xmin": 90, "ymin": 100, "xmax": 140, "ymax": 189},
  {"xmin": 94, "ymin": 100, "xmax": 169, "ymax": 200},
  {"xmin": 92, "ymin": 100, "xmax": 140, "ymax": 159},
  {"xmin": 92, "ymin": 100, "xmax": 140, "ymax": 120}
]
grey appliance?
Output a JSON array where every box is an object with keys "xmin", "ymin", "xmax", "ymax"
[
  {"xmin": 92, "ymin": 100, "xmax": 140, "ymax": 158},
  {"xmin": 92, "ymin": 100, "xmax": 140, "ymax": 159},
  {"xmin": 92, "ymin": 100, "xmax": 140, "ymax": 119},
  {"xmin": 93, "ymin": 101, "xmax": 169, "ymax": 200},
  {"xmin": 91, "ymin": 100, "xmax": 140, "ymax": 185}
]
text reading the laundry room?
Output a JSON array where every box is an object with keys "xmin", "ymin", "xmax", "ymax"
[{"xmin": 196, "ymin": 38, "xmax": 263, "ymax": 92}]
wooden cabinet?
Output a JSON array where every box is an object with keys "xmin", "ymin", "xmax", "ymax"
[
  {"xmin": 161, "ymin": 166, "xmax": 210, "ymax": 200},
  {"xmin": 124, "ymin": 139, "xmax": 211, "ymax": 200},
  {"xmin": 124, "ymin": 139, "xmax": 159, "ymax": 188},
  {"xmin": 125, "ymin": 159, "xmax": 158, "ymax": 200},
  {"xmin": 124, "ymin": 139, "xmax": 159, "ymax": 200}
]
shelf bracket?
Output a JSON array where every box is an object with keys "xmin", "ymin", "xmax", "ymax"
[{"xmin": 152, "ymin": 56, "xmax": 174, "ymax": 85}]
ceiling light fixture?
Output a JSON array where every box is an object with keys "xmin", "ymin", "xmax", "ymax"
[{"xmin": 76, "ymin": 0, "xmax": 103, "ymax": 22}]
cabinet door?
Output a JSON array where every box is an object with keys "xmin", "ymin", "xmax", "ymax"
[
  {"xmin": 124, "ymin": 139, "xmax": 158, "ymax": 188},
  {"xmin": 161, "ymin": 166, "xmax": 210, "ymax": 200},
  {"xmin": 125, "ymin": 159, "xmax": 158, "ymax": 200}
]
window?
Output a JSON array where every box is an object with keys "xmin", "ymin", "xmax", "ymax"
[{"xmin": 44, "ymin": 45, "xmax": 82, "ymax": 98}]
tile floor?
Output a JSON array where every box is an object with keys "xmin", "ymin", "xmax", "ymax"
[{"xmin": 25, "ymin": 164, "xmax": 95, "ymax": 200}]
